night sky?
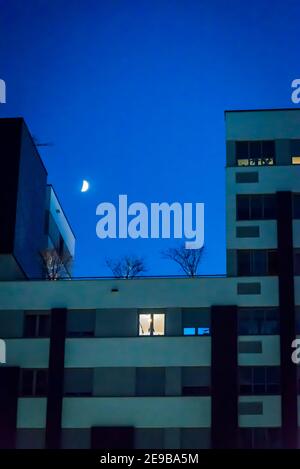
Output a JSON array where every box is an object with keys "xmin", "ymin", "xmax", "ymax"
[{"xmin": 0, "ymin": 0, "xmax": 299, "ymax": 277}]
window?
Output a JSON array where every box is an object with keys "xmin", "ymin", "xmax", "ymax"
[
  {"xmin": 296, "ymin": 308, "xmax": 300, "ymax": 335},
  {"xmin": 24, "ymin": 313, "xmax": 51, "ymax": 338},
  {"xmin": 239, "ymin": 367, "xmax": 280, "ymax": 395},
  {"xmin": 293, "ymin": 194, "xmax": 300, "ymax": 219},
  {"xmin": 238, "ymin": 402, "xmax": 263, "ymax": 415},
  {"xmin": 139, "ymin": 313, "xmax": 165, "ymax": 336},
  {"xmin": 291, "ymin": 140, "xmax": 300, "ymax": 165},
  {"xmin": 183, "ymin": 327, "xmax": 210, "ymax": 336},
  {"xmin": 236, "ymin": 226, "xmax": 259, "ymax": 238},
  {"xmin": 239, "ymin": 428, "xmax": 282, "ymax": 449},
  {"xmin": 238, "ymin": 341, "xmax": 262, "ymax": 353},
  {"xmin": 235, "ymin": 172, "xmax": 259, "ymax": 183},
  {"xmin": 20, "ymin": 369, "xmax": 48, "ymax": 396},
  {"xmin": 294, "ymin": 249, "xmax": 300, "ymax": 275},
  {"xmin": 297, "ymin": 366, "xmax": 300, "ymax": 394},
  {"xmin": 66, "ymin": 310, "xmax": 95, "ymax": 337},
  {"xmin": 236, "ymin": 194, "xmax": 276, "ymax": 220},
  {"xmin": 182, "ymin": 309, "xmax": 210, "ymax": 336},
  {"xmin": 238, "ymin": 308, "xmax": 279, "ymax": 335},
  {"xmin": 64, "ymin": 369, "xmax": 93, "ymax": 396},
  {"xmin": 236, "ymin": 140, "xmax": 275, "ymax": 166},
  {"xmin": 237, "ymin": 250, "xmax": 278, "ymax": 276},
  {"xmin": 182, "ymin": 367, "xmax": 210, "ymax": 396},
  {"xmin": 136, "ymin": 368, "xmax": 165, "ymax": 396},
  {"xmin": 237, "ymin": 282, "xmax": 261, "ymax": 295}
]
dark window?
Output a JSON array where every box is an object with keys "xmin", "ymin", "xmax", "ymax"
[
  {"xmin": 136, "ymin": 368, "xmax": 165, "ymax": 396},
  {"xmin": 236, "ymin": 195, "xmax": 276, "ymax": 221},
  {"xmin": 238, "ymin": 402, "xmax": 263, "ymax": 415},
  {"xmin": 235, "ymin": 172, "xmax": 259, "ymax": 183},
  {"xmin": 294, "ymin": 249, "xmax": 300, "ymax": 275},
  {"xmin": 20, "ymin": 370, "xmax": 34, "ymax": 396},
  {"xmin": 237, "ymin": 250, "xmax": 251, "ymax": 276},
  {"xmin": 264, "ymin": 194, "xmax": 277, "ymax": 219},
  {"xmin": 24, "ymin": 313, "xmax": 51, "ymax": 338},
  {"xmin": 268, "ymin": 250, "xmax": 278, "ymax": 275},
  {"xmin": 250, "ymin": 195, "xmax": 263, "ymax": 219},
  {"xmin": 239, "ymin": 367, "xmax": 280, "ymax": 395},
  {"xmin": 181, "ymin": 367, "xmax": 210, "ymax": 396},
  {"xmin": 237, "ymin": 196, "xmax": 250, "ymax": 220},
  {"xmin": 35, "ymin": 369, "xmax": 48, "ymax": 395},
  {"xmin": 250, "ymin": 141, "xmax": 261, "ymax": 159},
  {"xmin": 296, "ymin": 308, "xmax": 300, "ymax": 335},
  {"xmin": 236, "ymin": 141, "xmax": 249, "ymax": 158},
  {"xmin": 237, "ymin": 250, "xmax": 278, "ymax": 276},
  {"xmin": 238, "ymin": 308, "xmax": 279, "ymax": 335},
  {"xmin": 20, "ymin": 369, "xmax": 48, "ymax": 396},
  {"xmin": 239, "ymin": 428, "xmax": 282, "ymax": 449},
  {"xmin": 293, "ymin": 194, "xmax": 300, "ymax": 219},
  {"xmin": 297, "ymin": 366, "xmax": 300, "ymax": 394},
  {"xmin": 64, "ymin": 369, "xmax": 93, "ymax": 396},
  {"xmin": 237, "ymin": 282, "xmax": 261, "ymax": 295},
  {"xmin": 58, "ymin": 235, "xmax": 64, "ymax": 257},
  {"xmin": 238, "ymin": 341, "xmax": 262, "ymax": 353},
  {"xmin": 252, "ymin": 250, "xmax": 267, "ymax": 275},
  {"xmin": 24, "ymin": 316, "xmax": 37, "ymax": 337},
  {"xmin": 66, "ymin": 310, "xmax": 95, "ymax": 337},
  {"xmin": 236, "ymin": 226, "xmax": 259, "ymax": 238}
]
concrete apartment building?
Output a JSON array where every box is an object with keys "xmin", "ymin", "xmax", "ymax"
[{"xmin": 0, "ymin": 110, "xmax": 300, "ymax": 449}]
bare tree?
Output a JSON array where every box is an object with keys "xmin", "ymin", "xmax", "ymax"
[
  {"xmin": 106, "ymin": 255, "xmax": 147, "ymax": 279},
  {"xmin": 41, "ymin": 248, "xmax": 73, "ymax": 280},
  {"xmin": 162, "ymin": 244, "xmax": 204, "ymax": 277}
]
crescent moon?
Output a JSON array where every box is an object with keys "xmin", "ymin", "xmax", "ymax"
[{"xmin": 81, "ymin": 180, "xmax": 89, "ymax": 192}]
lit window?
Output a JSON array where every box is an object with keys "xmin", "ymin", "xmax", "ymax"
[
  {"xmin": 292, "ymin": 156, "xmax": 300, "ymax": 165},
  {"xmin": 236, "ymin": 141, "xmax": 275, "ymax": 167},
  {"xmin": 183, "ymin": 327, "xmax": 196, "ymax": 335},
  {"xmin": 198, "ymin": 327, "xmax": 210, "ymax": 335},
  {"xmin": 139, "ymin": 313, "xmax": 165, "ymax": 336},
  {"xmin": 183, "ymin": 327, "xmax": 210, "ymax": 336}
]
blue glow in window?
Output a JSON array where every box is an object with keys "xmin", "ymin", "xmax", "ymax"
[
  {"xmin": 198, "ymin": 327, "xmax": 210, "ymax": 336},
  {"xmin": 183, "ymin": 327, "xmax": 196, "ymax": 336}
]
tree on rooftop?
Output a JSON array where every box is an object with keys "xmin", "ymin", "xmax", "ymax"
[
  {"xmin": 161, "ymin": 244, "xmax": 204, "ymax": 277},
  {"xmin": 41, "ymin": 248, "xmax": 73, "ymax": 280},
  {"xmin": 106, "ymin": 255, "xmax": 147, "ymax": 279}
]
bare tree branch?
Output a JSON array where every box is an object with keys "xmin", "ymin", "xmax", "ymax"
[
  {"xmin": 162, "ymin": 244, "xmax": 204, "ymax": 277},
  {"xmin": 41, "ymin": 248, "xmax": 73, "ymax": 280},
  {"xmin": 106, "ymin": 255, "xmax": 147, "ymax": 279}
]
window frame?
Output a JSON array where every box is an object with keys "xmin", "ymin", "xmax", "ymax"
[
  {"xmin": 235, "ymin": 140, "xmax": 275, "ymax": 167},
  {"xmin": 138, "ymin": 313, "xmax": 166, "ymax": 337}
]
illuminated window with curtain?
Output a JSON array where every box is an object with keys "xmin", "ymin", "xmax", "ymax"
[{"xmin": 138, "ymin": 313, "xmax": 165, "ymax": 336}]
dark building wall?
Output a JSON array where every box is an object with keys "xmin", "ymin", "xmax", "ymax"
[
  {"xmin": 45, "ymin": 308, "xmax": 67, "ymax": 449},
  {"xmin": 0, "ymin": 367, "xmax": 20, "ymax": 448},
  {"xmin": 13, "ymin": 121, "xmax": 47, "ymax": 278},
  {"xmin": 0, "ymin": 118, "xmax": 22, "ymax": 253},
  {"xmin": 211, "ymin": 305, "xmax": 238, "ymax": 448},
  {"xmin": 276, "ymin": 191, "xmax": 298, "ymax": 448}
]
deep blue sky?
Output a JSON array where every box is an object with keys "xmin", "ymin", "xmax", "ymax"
[{"xmin": 0, "ymin": 0, "xmax": 299, "ymax": 276}]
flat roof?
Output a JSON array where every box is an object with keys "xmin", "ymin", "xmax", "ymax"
[{"xmin": 225, "ymin": 108, "xmax": 300, "ymax": 114}]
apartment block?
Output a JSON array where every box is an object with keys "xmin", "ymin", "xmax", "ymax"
[{"xmin": 0, "ymin": 110, "xmax": 300, "ymax": 449}]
